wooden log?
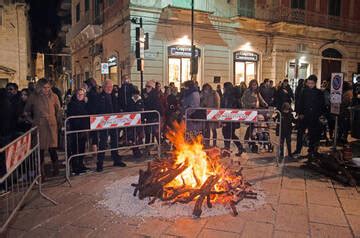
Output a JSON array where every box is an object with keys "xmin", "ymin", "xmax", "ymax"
[{"xmin": 193, "ymin": 175, "xmax": 220, "ymax": 217}]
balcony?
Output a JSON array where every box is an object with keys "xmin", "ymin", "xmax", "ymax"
[{"xmin": 238, "ymin": 5, "xmax": 360, "ymax": 33}]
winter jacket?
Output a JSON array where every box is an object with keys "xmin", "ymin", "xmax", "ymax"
[
  {"xmin": 24, "ymin": 91, "xmax": 61, "ymax": 150},
  {"xmin": 67, "ymin": 96, "xmax": 89, "ymax": 130},
  {"xmin": 295, "ymin": 85, "xmax": 304, "ymax": 113},
  {"xmin": 241, "ymin": 89, "xmax": 267, "ymax": 109},
  {"xmin": 0, "ymin": 91, "xmax": 14, "ymax": 144},
  {"xmin": 201, "ymin": 90, "xmax": 220, "ymax": 108},
  {"xmin": 118, "ymin": 83, "xmax": 135, "ymax": 112},
  {"xmin": 280, "ymin": 112, "xmax": 295, "ymax": 137},
  {"xmin": 96, "ymin": 91, "xmax": 116, "ymax": 115},
  {"xmin": 182, "ymin": 86, "xmax": 200, "ymax": 114},
  {"xmin": 260, "ymin": 86, "xmax": 275, "ymax": 106},
  {"xmin": 298, "ymin": 87, "xmax": 325, "ymax": 122},
  {"xmin": 128, "ymin": 95, "xmax": 144, "ymax": 112},
  {"xmin": 86, "ymin": 87, "xmax": 98, "ymax": 115},
  {"xmin": 275, "ymin": 86, "xmax": 294, "ymax": 109},
  {"xmin": 143, "ymin": 89, "xmax": 163, "ymax": 122},
  {"xmin": 221, "ymin": 90, "xmax": 239, "ymax": 109}
]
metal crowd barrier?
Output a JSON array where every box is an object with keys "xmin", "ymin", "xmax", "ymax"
[
  {"xmin": 0, "ymin": 127, "xmax": 57, "ymax": 233},
  {"xmin": 185, "ymin": 107, "xmax": 282, "ymax": 165},
  {"xmin": 64, "ymin": 110, "xmax": 161, "ymax": 184}
]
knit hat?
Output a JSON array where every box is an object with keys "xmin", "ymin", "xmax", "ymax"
[{"xmin": 307, "ymin": 74, "xmax": 318, "ymax": 83}]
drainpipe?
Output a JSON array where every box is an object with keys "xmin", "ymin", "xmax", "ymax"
[{"xmin": 16, "ymin": 5, "xmax": 21, "ymax": 87}]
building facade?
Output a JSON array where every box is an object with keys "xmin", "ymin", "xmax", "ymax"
[
  {"xmin": 0, "ymin": 0, "xmax": 31, "ymax": 88},
  {"xmin": 67, "ymin": 0, "xmax": 360, "ymax": 90}
]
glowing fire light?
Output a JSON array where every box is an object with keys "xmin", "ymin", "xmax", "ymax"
[{"xmin": 165, "ymin": 123, "xmax": 239, "ymax": 201}]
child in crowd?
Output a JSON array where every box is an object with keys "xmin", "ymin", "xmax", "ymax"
[{"xmin": 280, "ymin": 102, "xmax": 295, "ymax": 158}]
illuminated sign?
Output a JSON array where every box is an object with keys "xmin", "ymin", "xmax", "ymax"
[
  {"xmin": 168, "ymin": 45, "xmax": 201, "ymax": 58},
  {"xmin": 234, "ymin": 51, "xmax": 259, "ymax": 62}
]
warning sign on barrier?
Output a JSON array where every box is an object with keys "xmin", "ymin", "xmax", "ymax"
[
  {"xmin": 6, "ymin": 133, "xmax": 31, "ymax": 171},
  {"xmin": 90, "ymin": 113, "xmax": 141, "ymax": 129},
  {"xmin": 206, "ymin": 109, "xmax": 257, "ymax": 122}
]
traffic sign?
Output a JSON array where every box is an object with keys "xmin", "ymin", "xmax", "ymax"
[
  {"xmin": 101, "ymin": 63, "xmax": 109, "ymax": 74},
  {"xmin": 330, "ymin": 73, "xmax": 343, "ymax": 104}
]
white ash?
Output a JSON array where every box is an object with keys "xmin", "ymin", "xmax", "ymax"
[{"xmin": 98, "ymin": 176, "xmax": 266, "ymax": 218}]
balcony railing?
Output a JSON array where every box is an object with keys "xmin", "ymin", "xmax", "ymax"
[{"xmin": 239, "ymin": 5, "xmax": 360, "ymax": 33}]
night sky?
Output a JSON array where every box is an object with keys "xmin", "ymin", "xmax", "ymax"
[{"xmin": 27, "ymin": 0, "xmax": 61, "ymax": 53}]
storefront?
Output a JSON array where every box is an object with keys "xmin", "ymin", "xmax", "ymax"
[
  {"xmin": 233, "ymin": 51, "xmax": 259, "ymax": 86},
  {"xmin": 168, "ymin": 45, "xmax": 201, "ymax": 89},
  {"xmin": 108, "ymin": 56, "xmax": 118, "ymax": 85}
]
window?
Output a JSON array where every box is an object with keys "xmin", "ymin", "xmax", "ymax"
[
  {"xmin": 76, "ymin": 3, "xmax": 80, "ymax": 22},
  {"xmin": 94, "ymin": 0, "xmax": 102, "ymax": 21},
  {"xmin": 328, "ymin": 0, "xmax": 341, "ymax": 16},
  {"xmin": 291, "ymin": 0, "xmax": 305, "ymax": 9},
  {"xmin": 107, "ymin": 0, "xmax": 116, "ymax": 6},
  {"xmin": 322, "ymin": 48, "xmax": 342, "ymax": 58},
  {"xmin": 85, "ymin": 0, "xmax": 89, "ymax": 12},
  {"xmin": 237, "ymin": 0, "xmax": 255, "ymax": 18}
]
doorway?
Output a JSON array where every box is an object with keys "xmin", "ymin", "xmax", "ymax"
[
  {"xmin": 321, "ymin": 48, "xmax": 342, "ymax": 82},
  {"xmin": 234, "ymin": 61, "xmax": 256, "ymax": 86},
  {"xmin": 168, "ymin": 58, "xmax": 191, "ymax": 90},
  {"xmin": 321, "ymin": 59, "xmax": 341, "ymax": 82}
]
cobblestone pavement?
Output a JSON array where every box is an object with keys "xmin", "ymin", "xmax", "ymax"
[{"xmin": 1, "ymin": 152, "xmax": 360, "ymax": 238}]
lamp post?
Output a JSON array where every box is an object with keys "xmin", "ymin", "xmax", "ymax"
[{"xmin": 190, "ymin": 0, "xmax": 195, "ymax": 80}]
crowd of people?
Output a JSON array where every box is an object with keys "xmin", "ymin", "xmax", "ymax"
[{"xmin": 1, "ymin": 74, "xmax": 360, "ymax": 178}]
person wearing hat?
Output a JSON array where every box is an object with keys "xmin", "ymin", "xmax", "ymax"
[{"xmin": 294, "ymin": 75, "xmax": 325, "ymax": 158}]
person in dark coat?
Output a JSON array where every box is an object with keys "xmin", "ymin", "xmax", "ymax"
[
  {"xmin": 216, "ymin": 84, "xmax": 223, "ymax": 98},
  {"xmin": 275, "ymin": 79, "xmax": 294, "ymax": 110},
  {"xmin": 6, "ymin": 83, "xmax": 22, "ymax": 134},
  {"xmin": 294, "ymin": 75, "xmax": 325, "ymax": 157},
  {"xmin": 143, "ymin": 80, "xmax": 163, "ymax": 146},
  {"xmin": 50, "ymin": 80, "xmax": 63, "ymax": 107},
  {"xmin": 67, "ymin": 89, "xmax": 90, "ymax": 175},
  {"xmin": 96, "ymin": 80, "xmax": 126, "ymax": 172},
  {"xmin": 118, "ymin": 76, "xmax": 135, "ymax": 112},
  {"xmin": 294, "ymin": 78, "xmax": 305, "ymax": 113},
  {"xmin": 127, "ymin": 87, "xmax": 144, "ymax": 158},
  {"xmin": 0, "ymin": 89, "xmax": 14, "ymax": 184},
  {"xmin": 84, "ymin": 78, "xmax": 99, "ymax": 150},
  {"xmin": 17, "ymin": 89, "xmax": 32, "ymax": 132},
  {"xmin": 260, "ymin": 79, "xmax": 275, "ymax": 107},
  {"xmin": 221, "ymin": 82, "xmax": 243, "ymax": 157},
  {"xmin": 279, "ymin": 103, "xmax": 295, "ymax": 158}
]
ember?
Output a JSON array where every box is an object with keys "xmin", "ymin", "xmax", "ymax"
[{"xmin": 131, "ymin": 122, "xmax": 257, "ymax": 217}]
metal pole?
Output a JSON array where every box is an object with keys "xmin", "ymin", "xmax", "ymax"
[
  {"xmin": 190, "ymin": 0, "xmax": 195, "ymax": 79},
  {"xmin": 333, "ymin": 115, "xmax": 338, "ymax": 150},
  {"xmin": 140, "ymin": 17, "xmax": 144, "ymax": 95}
]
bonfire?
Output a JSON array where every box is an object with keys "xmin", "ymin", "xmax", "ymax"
[{"xmin": 131, "ymin": 122, "xmax": 257, "ymax": 217}]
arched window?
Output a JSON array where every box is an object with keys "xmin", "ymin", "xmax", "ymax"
[{"xmin": 322, "ymin": 48, "xmax": 342, "ymax": 58}]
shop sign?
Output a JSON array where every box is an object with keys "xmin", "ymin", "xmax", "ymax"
[
  {"xmin": 234, "ymin": 51, "xmax": 259, "ymax": 62},
  {"xmin": 101, "ymin": 63, "xmax": 109, "ymax": 74},
  {"xmin": 108, "ymin": 56, "xmax": 117, "ymax": 67},
  {"xmin": 168, "ymin": 45, "xmax": 201, "ymax": 58}
]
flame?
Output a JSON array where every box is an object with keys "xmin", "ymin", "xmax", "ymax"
[{"xmin": 165, "ymin": 122, "xmax": 230, "ymax": 193}]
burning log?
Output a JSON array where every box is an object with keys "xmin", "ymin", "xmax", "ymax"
[{"xmin": 131, "ymin": 122, "xmax": 258, "ymax": 217}]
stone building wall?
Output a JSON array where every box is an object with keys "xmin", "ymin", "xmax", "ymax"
[{"xmin": 0, "ymin": 3, "xmax": 31, "ymax": 88}]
